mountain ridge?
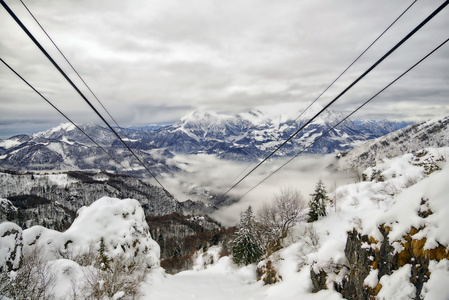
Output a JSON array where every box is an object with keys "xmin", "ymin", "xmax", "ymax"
[{"xmin": 0, "ymin": 105, "xmax": 413, "ymax": 176}]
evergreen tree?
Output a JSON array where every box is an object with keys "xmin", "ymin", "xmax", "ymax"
[
  {"xmin": 308, "ymin": 180, "xmax": 328, "ymax": 222},
  {"xmin": 98, "ymin": 237, "xmax": 111, "ymax": 270},
  {"xmin": 232, "ymin": 206, "xmax": 264, "ymax": 266},
  {"xmin": 210, "ymin": 228, "xmax": 220, "ymax": 246}
]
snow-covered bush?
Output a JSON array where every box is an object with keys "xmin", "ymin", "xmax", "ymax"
[
  {"xmin": 80, "ymin": 253, "xmax": 150, "ymax": 299},
  {"xmin": 0, "ymin": 245, "xmax": 57, "ymax": 300}
]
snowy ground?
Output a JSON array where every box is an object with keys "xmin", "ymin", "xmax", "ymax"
[
  {"xmin": 144, "ymin": 147, "xmax": 449, "ymax": 300},
  {"xmin": 1, "ymin": 147, "xmax": 449, "ymax": 299},
  {"xmin": 143, "ymin": 256, "xmax": 343, "ymax": 300}
]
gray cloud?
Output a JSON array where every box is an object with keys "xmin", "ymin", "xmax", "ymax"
[{"xmin": 1, "ymin": 0, "xmax": 448, "ymax": 138}]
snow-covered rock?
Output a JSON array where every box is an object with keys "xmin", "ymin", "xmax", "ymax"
[
  {"xmin": 0, "ymin": 222, "xmax": 22, "ymax": 272},
  {"xmin": 23, "ymin": 197, "xmax": 160, "ymax": 265},
  {"xmin": 0, "ymin": 197, "xmax": 163, "ymax": 299}
]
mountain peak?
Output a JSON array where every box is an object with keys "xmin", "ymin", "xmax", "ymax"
[
  {"xmin": 32, "ymin": 123, "xmax": 76, "ymax": 138},
  {"xmin": 180, "ymin": 111, "xmax": 233, "ymax": 123}
]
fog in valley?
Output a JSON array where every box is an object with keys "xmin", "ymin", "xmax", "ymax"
[{"xmin": 161, "ymin": 153, "xmax": 356, "ymax": 226}]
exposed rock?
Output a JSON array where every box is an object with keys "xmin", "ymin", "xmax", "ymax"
[
  {"xmin": 339, "ymin": 229, "xmax": 374, "ymax": 300},
  {"xmin": 312, "ymin": 223, "xmax": 449, "ymax": 300}
]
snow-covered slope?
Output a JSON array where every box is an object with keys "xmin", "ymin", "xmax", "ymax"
[
  {"xmin": 141, "ymin": 146, "xmax": 449, "ymax": 300},
  {"xmin": 1, "ymin": 145, "xmax": 448, "ymax": 299},
  {"xmin": 338, "ymin": 114, "xmax": 449, "ymax": 170}
]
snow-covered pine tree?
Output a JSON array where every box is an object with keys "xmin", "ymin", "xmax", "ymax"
[
  {"xmin": 308, "ymin": 180, "xmax": 328, "ymax": 222},
  {"xmin": 232, "ymin": 206, "xmax": 264, "ymax": 266}
]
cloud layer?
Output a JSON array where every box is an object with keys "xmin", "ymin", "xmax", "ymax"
[
  {"xmin": 161, "ymin": 153, "xmax": 355, "ymax": 226},
  {"xmin": 1, "ymin": 0, "xmax": 448, "ymax": 138}
]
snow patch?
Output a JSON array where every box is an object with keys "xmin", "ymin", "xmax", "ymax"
[
  {"xmin": 421, "ymin": 259, "xmax": 449, "ymax": 300},
  {"xmin": 0, "ymin": 139, "xmax": 21, "ymax": 149},
  {"xmin": 377, "ymin": 265, "xmax": 416, "ymax": 300}
]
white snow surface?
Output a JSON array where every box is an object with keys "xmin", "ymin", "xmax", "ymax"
[
  {"xmin": 144, "ymin": 256, "xmax": 343, "ymax": 300},
  {"xmin": 144, "ymin": 147, "xmax": 449, "ymax": 299},
  {"xmin": 0, "ymin": 139, "xmax": 21, "ymax": 149},
  {"xmin": 2, "ymin": 146, "xmax": 449, "ymax": 299},
  {"xmin": 23, "ymin": 197, "xmax": 160, "ymax": 265},
  {"xmin": 377, "ymin": 264, "xmax": 416, "ymax": 300},
  {"xmin": 32, "ymin": 122, "xmax": 76, "ymax": 138},
  {"xmin": 0, "ymin": 222, "xmax": 22, "ymax": 271},
  {"xmin": 421, "ymin": 259, "xmax": 449, "ymax": 300}
]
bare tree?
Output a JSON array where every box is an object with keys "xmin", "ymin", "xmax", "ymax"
[
  {"xmin": 257, "ymin": 187, "xmax": 306, "ymax": 255},
  {"xmin": 80, "ymin": 253, "xmax": 149, "ymax": 300},
  {"xmin": 0, "ymin": 245, "xmax": 57, "ymax": 300}
]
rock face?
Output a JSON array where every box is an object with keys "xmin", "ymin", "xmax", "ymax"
[
  {"xmin": 311, "ymin": 223, "xmax": 449, "ymax": 300},
  {"xmin": 334, "ymin": 227, "xmax": 395, "ymax": 300}
]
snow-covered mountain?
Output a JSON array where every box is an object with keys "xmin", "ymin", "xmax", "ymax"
[
  {"xmin": 142, "ymin": 105, "xmax": 410, "ymax": 160},
  {"xmin": 119, "ymin": 104, "xmax": 412, "ymax": 162},
  {"xmin": 0, "ymin": 123, "xmax": 178, "ymax": 178},
  {"xmin": 0, "ymin": 105, "xmax": 411, "ymax": 176}
]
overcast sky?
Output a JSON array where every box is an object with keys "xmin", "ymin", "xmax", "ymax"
[{"xmin": 1, "ymin": 0, "xmax": 448, "ymax": 139}]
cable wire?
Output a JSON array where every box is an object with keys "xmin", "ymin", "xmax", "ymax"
[
  {"xmin": 237, "ymin": 36, "xmax": 449, "ymax": 200},
  {"xmin": 223, "ymin": 0, "xmax": 449, "ymax": 196},
  {"xmin": 226, "ymin": 0, "xmax": 418, "ymax": 188},
  {"xmin": 1, "ymin": 0, "xmax": 170, "ymax": 193},
  {"xmin": 0, "ymin": 57, "xmax": 128, "ymax": 171},
  {"xmin": 18, "ymin": 0, "xmax": 132, "ymax": 143},
  {"xmin": 284, "ymin": 0, "xmax": 418, "ymax": 132}
]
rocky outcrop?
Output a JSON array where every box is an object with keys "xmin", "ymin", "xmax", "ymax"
[{"xmin": 311, "ymin": 222, "xmax": 449, "ymax": 300}]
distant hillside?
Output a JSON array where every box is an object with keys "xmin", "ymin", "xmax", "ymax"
[
  {"xmin": 337, "ymin": 114, "xmax": 449, "ymax": 170},
  {"xmin": 0, "ymin": 170, "xmax": 209, "ymax": 230}
]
